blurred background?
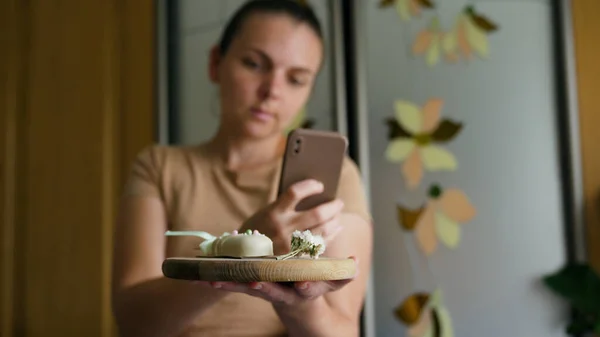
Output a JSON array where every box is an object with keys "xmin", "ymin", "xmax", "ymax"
[{"xmin": 2, "ymin": 0, "xmax": 599, "ymax": 336}]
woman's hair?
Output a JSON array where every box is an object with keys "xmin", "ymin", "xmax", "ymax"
[{"xmin": 218, "ymin": 0, "xmax": 324, "ymax": 55}]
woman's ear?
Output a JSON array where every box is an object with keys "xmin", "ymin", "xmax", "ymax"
[{"xmin": 208, "ymin": 45, "xmax": 221, "ymax": 83}]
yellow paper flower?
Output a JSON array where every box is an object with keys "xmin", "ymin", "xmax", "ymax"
[
  {"xmin": 385, "ymin": 99, "xmax": 462, "ymax": 189},
  {"xmin": 408, "ymin": 184, "xmax": 476, "ymax": 256},
  {"xmin": 444, "ymin": 5, "xmax": 499, "ymax": 61}
]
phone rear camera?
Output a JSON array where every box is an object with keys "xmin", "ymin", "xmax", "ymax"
[{"xmin": 293, "ymin": 138, "xmax": 301, "ymax": 154}]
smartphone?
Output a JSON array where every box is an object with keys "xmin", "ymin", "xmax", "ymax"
[{"xmin": 277, "ymin": 128, "xmax": 348, "ymax": 212}]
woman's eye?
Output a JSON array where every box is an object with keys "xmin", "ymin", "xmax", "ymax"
[
  {"xmin": 242, "ymin": 58, "xmax": 260, "ymax": 69},
  {"xmin": 289, "ymin": 77, "xmax": 307, "ymax": 87}
]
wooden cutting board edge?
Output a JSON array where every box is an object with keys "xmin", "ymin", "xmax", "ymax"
[{"xmin": 161, "ymin": 257, "xmax": 357, "ymax": 282}]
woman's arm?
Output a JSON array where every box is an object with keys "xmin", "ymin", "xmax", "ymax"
[
  {"xmin": 273, "ymin": 213, "xmax": 373, "ymax": 337},
  {"xmin": 111, "ymin": 196, "xmax": 228, "ymax": 337}
]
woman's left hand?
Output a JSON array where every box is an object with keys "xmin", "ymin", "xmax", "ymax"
[
  {"xmin": 197, "ymin": 256, "xmax": 358, "ymax": 306},
  {"xmin": 204, "ymin": 278, "xmax": 353, "ymax": 306}
]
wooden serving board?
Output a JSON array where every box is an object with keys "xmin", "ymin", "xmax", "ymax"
[{"xmin": 162, "ymin": 257, "xmax": 356, "ymax": 282}]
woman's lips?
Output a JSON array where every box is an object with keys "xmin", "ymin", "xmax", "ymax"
[{"xmin": 250, "ymin": 108, "xmax": 274, "ymax": 122}]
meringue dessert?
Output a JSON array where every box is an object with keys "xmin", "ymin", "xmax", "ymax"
[
  {"xmin": 207, "ymin": 230, "xmax": 274, "ymax": 257},
  {"xmin": 165, "ymin": 229, "xmax": 274, "ymax": 258}
]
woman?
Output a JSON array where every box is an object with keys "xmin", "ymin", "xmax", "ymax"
[{"xmin": 111, "ymin": 1, "xmax": 373, "ymax": 336}]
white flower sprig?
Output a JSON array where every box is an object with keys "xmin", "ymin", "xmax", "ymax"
[{"xmin": 276, "ymin": 230, "xmax": 326, "ymax": 260}]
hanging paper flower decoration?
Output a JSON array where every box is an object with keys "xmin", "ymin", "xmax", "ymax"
[
  {"xmin": 384, "ymin": 98, "xmax": 462, "ymax": 189},
  {"xmin": 443, "ymin": 5, "xmax": 499, "ymax": 61},
  {"xmin": 397, "ymin": 184, "xmax": 476, "ymax": 256},
  {"xmin": 379, "ymin": 0, "xmax": 435, "ymax": 21},
  {"xmin": 395, "ymin": 288, "xmax": 454, "ymax": 337},
  {"xmin": 413, "ymin": 16, "xmax": 457, "ymax": 67}
]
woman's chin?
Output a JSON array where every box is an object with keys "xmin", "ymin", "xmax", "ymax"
[{"xmin": 242, "ymin": 122, "xmax": 281, "ymax": 139}]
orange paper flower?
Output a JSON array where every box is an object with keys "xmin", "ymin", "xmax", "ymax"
[
  {"xmin": 413, "ymin": 16, "xmax": 455, "ymax": 67},
  {"xmin": 406, "ymin": 184, "xmax": 476, "ymax": 256},
  {"xmin": 397, "ymin": 184, "xmax": 476, "ymax": 256}
]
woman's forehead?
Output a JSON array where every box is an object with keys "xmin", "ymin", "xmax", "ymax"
[{"xmin": 232, "ymin": 13, "xmax": 322, "ymax": 70}]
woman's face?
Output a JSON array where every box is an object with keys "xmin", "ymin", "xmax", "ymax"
[{"xmin": 210, "ymin": 13, "xmax": 323, "ymax": 139}]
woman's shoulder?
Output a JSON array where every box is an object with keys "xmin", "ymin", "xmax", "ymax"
[
  {"xmin": 130, "ymin": 143, "xmax": 211, "ymax": 170},
  {"xmin": 122, "ymin": 142, "xmax": 211, "ymax": 197}
]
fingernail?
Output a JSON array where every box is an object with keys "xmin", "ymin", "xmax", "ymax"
[
  {"xmin": 251, "ymin": 283, "xmax": 263, "ymax": 290},
  {"xmin": 211, "ymin": 282, "xmax": 222, "ymax": 289},
  {"xmin": 297, "ymin": 282, "xmax": 308, "ymax": 290}
]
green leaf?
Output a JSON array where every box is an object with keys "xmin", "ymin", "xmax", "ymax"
[
  {"xmin": 430, "ymin": 120, "xmax": 463, "ymax": 143},
  {"xmin": 566, "ymin": 318, "xmax": 591, "ymax": 336},
  {"xmin": 384, "ymin": 118, "xmax": 413, "ymax": 140},
  {"xmin": 543, "ymin": 263, "xmax": 600, "ymax": 314},
  {"xmin": 594, "ymin": 320, "xmax": 600, "ymax": 334}
]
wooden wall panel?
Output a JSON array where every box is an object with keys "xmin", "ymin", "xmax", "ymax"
[
  {"xmin": 0, "ymin": 0, "xmax": 27, "ymax": 336},
  {"xmin": 571, "ymin": 0, "xmax": 600, "ymax": 271},
  {"xmin": 0, "ymin": 0, "xmax": 156, "ymax": 336}
]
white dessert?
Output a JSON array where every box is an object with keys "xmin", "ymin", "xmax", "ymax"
[
  {"xmin": 165, "ymin": 228, "xmax": 326, "ymax": 259},
  {"xmin": 208, "ymin": 230, "xmax": 274, "ymax": 257},
  {"xmin": 165, "ymin": 229, "xmax": 274, "ymax": 258}
]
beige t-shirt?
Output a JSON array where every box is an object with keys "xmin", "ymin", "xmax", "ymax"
[{"xmin": 122, "ymin": 142, "xmax": 371, "ymax": 337}]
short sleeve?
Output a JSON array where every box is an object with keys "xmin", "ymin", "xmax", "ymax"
[
  {"xmin": 336, "ymin": 156, "xmax": 372, "ymax": 224},
  {"xmin": 121, "ymin": 145, "xmax": 165, "ymax": 198}
]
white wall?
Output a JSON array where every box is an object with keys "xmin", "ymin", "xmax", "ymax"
[
  {"xmin": 175, "ymin": 0, "xmax": 337, "ymax": 145},
  {"xmin": 363, "ymin": 0, "xmax": 569, "ymax": 336}
]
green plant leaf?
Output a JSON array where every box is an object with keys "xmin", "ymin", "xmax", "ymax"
[
  {"xmin": 543, "ymin": 263, "xmax": 600, "ymax": 314},
  {"xmin": 566, "ymin": 318, "xmax": 591, "ymax": 336}
]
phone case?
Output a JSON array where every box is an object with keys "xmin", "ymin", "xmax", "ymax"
[{"xmin": 277, "ymin": 128, "xmax": 348, "ymax": 212}]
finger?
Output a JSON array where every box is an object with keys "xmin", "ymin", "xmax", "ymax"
[
  {"xmin": 276, "ymin": 179, "xmax": 324, "ymax": 211},
  {"xmin": 308, "ymin": 215, "xmax": 342, "ymax": 242},
  {"xmin": 209, "ymin": 281, "xmax": 248, "ymax": 292},
  {"xmin": 350, "ymin": 256, "xmax": 359, "ymax": 278},
  {"xmin": 294, "ymin": 199, "xmax": 344, "ymax": 229},
  {"xmin": 249, "ymin": 282, "xmax": 298, "ymax": 305},
  {"xmin": 294, "ymin": 279, "xmax": 353, "ymax": 299},
  {"xmin": 191, "ymin": 281, "xmax": 213, "ymax": 288},
  {"xmin": 294, "ymin": 256, "xmax": 359, "ymax": 298},
  {"xmin": 210, "ymin": 282, "xmax": 292, "ymax": 304}
]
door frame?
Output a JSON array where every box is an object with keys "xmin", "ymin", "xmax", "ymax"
[
  {"xmin": 567, "ymin": 0, "xmax": 600, "ymax": 269},
  {"xmin": 552, "ymin": 0, "xmax": 588, "ymax": 263}
]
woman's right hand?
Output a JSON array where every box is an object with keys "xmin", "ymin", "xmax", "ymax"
[{"xmin": 239, "ymin": 179, "xmax": 345, "ymax": 255}]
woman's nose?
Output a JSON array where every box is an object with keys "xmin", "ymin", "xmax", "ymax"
[{"xmin": 259, "ymin": 72, "xmax": 284, "ymax": 100}]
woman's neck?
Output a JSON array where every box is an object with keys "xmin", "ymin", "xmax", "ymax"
[{"xmin": 208, "ymin": 129, "xmax": 286, "ymax": 171}]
